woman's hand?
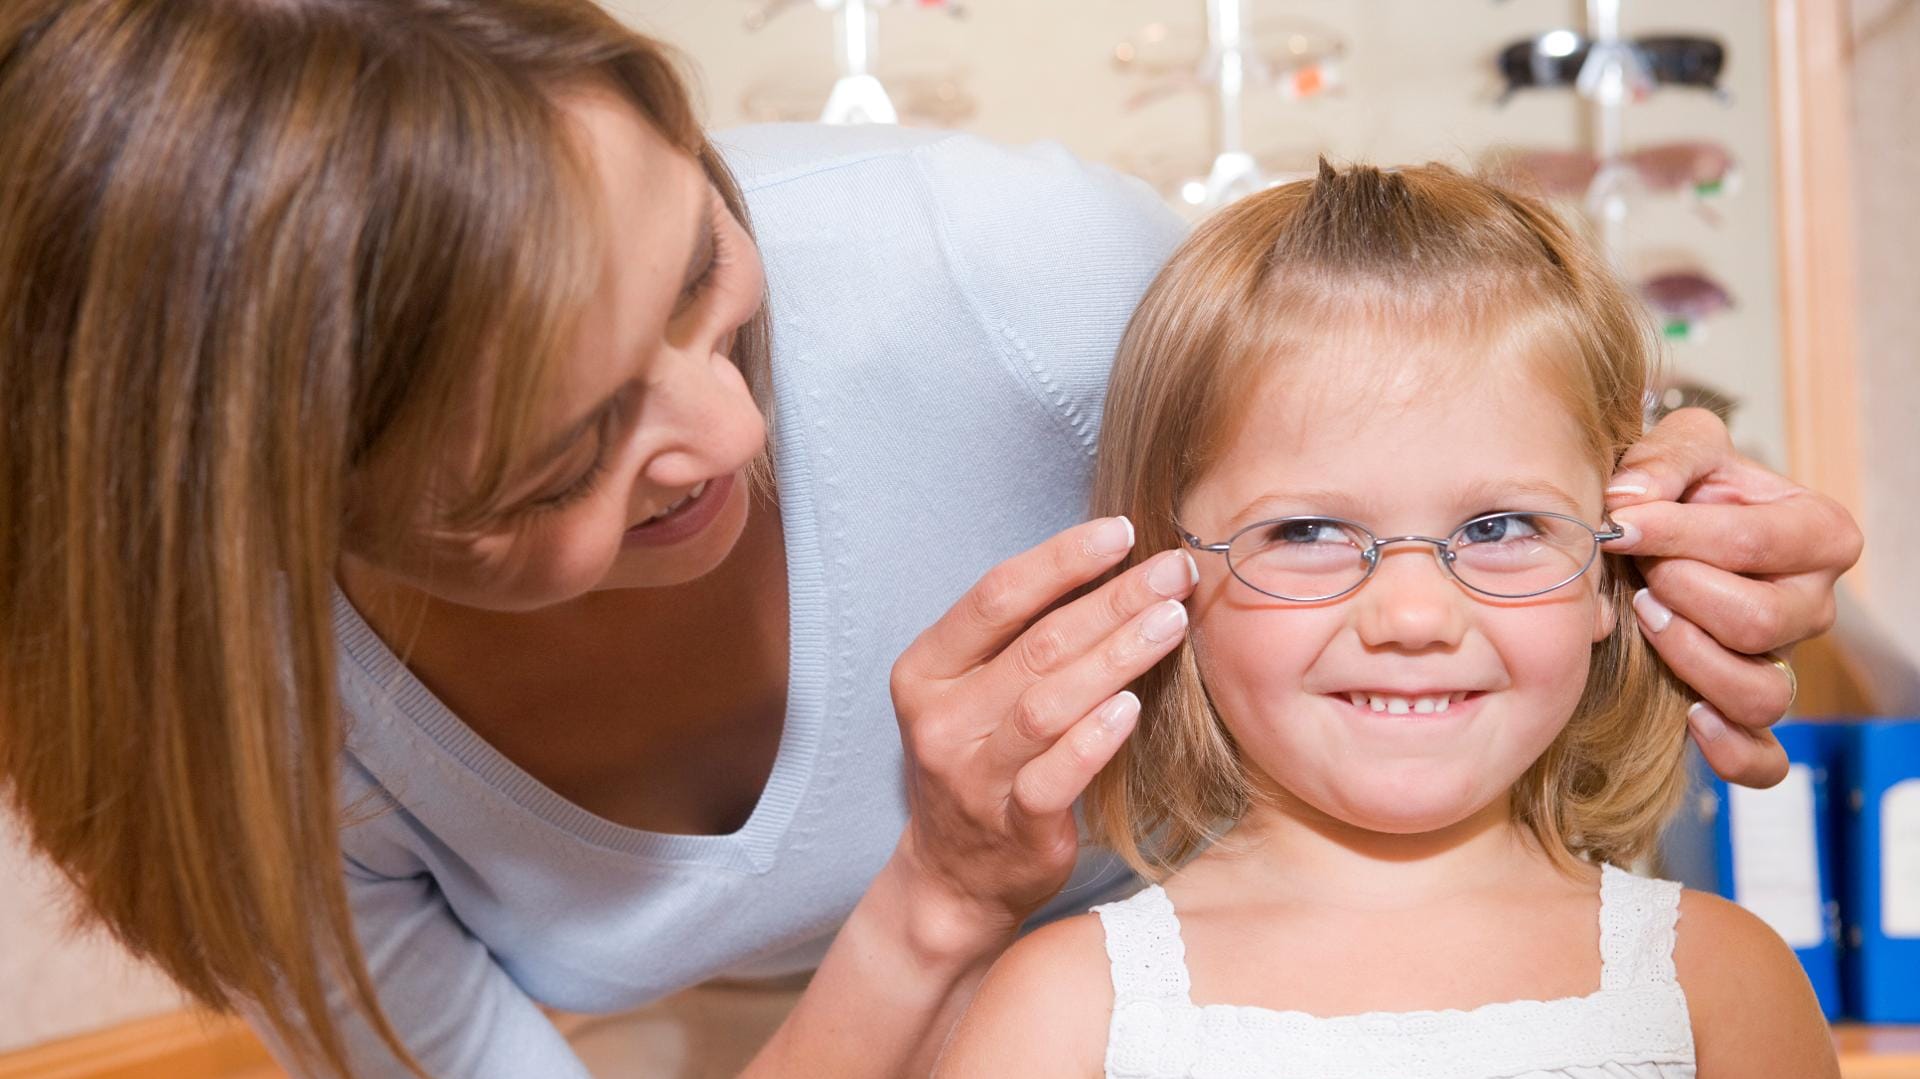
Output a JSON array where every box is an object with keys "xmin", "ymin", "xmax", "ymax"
[
  {"xmin": 886, "ymin": 516, "xmax": 1195, "ymax": 956},
  {"xmin": 1603, "ymin": 408, "xmax": 1863, "ymax": 789}
]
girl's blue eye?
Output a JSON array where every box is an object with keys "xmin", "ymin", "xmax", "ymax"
[
  {"xmin": 1458, "ymin": 513, "xmax": 1545, "ymax": 545},
  {"xmin": 1271, "ymin": 518, "xmax": 1350, "ymax": 545}
]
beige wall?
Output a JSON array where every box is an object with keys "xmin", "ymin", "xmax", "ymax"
[
  {"xmin": 0, "ymin": 817, "xmax": 186, "ymax": 1053},
  {"xmin": 1849, "ymin": 0, "xmax": 1920, "ymax": 675}
]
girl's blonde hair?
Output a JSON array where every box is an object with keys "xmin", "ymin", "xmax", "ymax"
[
  {"xmin": 1087, "ymin": 161, "xmax": 1691, "ymax": 879},
  {"xmin": 0, "ymin": 2, "xmax": 768, "ymax": 1076}
]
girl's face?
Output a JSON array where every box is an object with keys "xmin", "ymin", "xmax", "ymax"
[
  {"xmin": 1178, "ymin": 341, "xmax": 1616, "ymax": 837},
  {"xmin": 347, "ymin": 90, "xmax": 769, "ymax": 612}
]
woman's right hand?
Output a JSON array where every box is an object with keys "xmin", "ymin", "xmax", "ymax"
[{"xmin": 885, "ymin": 516, "xmax": 1197, "ymax": 956}]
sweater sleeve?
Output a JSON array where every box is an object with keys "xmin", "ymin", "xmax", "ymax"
[{"xmin": 248, "ymin": 848, "xmax": 593, "ymax": 1078}]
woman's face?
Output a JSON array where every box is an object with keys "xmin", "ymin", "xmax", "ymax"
[{"xmin": 348, "ymin": 89, "xmax": 768, "ymax": 612}]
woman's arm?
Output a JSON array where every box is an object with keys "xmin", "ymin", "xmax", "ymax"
[
  {"xmin": 1675, "ymin": 890, "xmax": 1840, "ymax": 1078},
  {"xmin": 248, "ymin": 860, "xmax": 593, "ymax": 1078},
  {"xmin": 742, "ymin": 517, "xmax": 1192, "ymax": 1078},
  {"xmin": 1605, "ymin": 407, "xmax": 1864, "ymax": 787}
]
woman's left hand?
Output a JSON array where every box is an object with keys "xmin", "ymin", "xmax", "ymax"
[{"xmin": 1601, "ymin": 408, "xmax": 1863, "ymax": 789}]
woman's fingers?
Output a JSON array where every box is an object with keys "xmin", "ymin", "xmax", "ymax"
[
  {"xmin": 999, "ymin": 549, "xmax": 1198, "ymax": 685},
  {"xmin": 899, "ymin": 516, "xmax": 1139, "ymax": 683},
  {"xmin": 1629, "ymin": 583, "xmax": 1800, "ymax": 729},
  {"xmin": 1605, "ymin": 407, "xmax": 1737, "ymax": 503},
  {"xmin": 1637, "ymin": 557, "xmax": 1838, "ymax": 656},
  {"xmin": 1607, "ymin": 493, "xmax": 1862, "ymax": 577},
  {"xmin": 982, "ymin": 592, "xmax": 1188, "ymax": 774},
  {"xmin": 1687, "ymin": 699, "xmax": 1791, "ymax": 789},
  {"xmin": 1009, "ymin": 691, "xmax": 1141, "ymax": 818}
]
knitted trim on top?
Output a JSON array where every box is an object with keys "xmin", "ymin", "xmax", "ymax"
[{"xmin": 1092, "ymin": 864, "xmax": 1694, "ymax": 1079}]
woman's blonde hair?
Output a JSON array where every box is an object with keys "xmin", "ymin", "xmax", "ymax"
[
  {"xmin": 0, "ymin": 2, "xmax": 767, "ymax": 1075},
  {"xmin": 1087, "ymin": 161, "xmax": 1690, "ymax": 879}
]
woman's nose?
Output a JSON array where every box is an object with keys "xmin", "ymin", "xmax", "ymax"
[
  {"xmin": 638, "ymin": 347, "xmax": 767, "ymax": 487},
  {"xmin": 1353, "ymin": 543, "xmax": 1470, "ymax": 651}
]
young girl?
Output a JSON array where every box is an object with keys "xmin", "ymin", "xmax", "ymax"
[{"xmin": 936, "ymin": 162, "xmax": 1838, "ymax": 1078}]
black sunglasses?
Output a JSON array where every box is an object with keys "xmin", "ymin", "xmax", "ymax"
[{"xmin": 1495, "ymin": 32, "xmax": 1726, "ymax": 104}]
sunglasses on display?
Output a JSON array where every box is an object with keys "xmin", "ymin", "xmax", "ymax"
[
  {"xmin": 1502, "ymin": 141, "xmax": 1736, "ymax": 200},
  {"xmin": 1495, "ymin": 31, "xmax": 1726, "ymax": 104},
  {"xmin": 1640, "ymin": 271, "xmax": 1735, "ymax": 340}
]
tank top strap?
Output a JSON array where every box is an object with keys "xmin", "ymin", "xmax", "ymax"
[
  {"xmin": 1093, "ymin": 885, "xmax": 1194, "ymax": 1007},
  {"xmin": 1598, "ymin": 862, "xmax": 1683, "ymax": 991}
]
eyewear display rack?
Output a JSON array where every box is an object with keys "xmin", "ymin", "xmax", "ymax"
[
  {"xmin": 1111, "ymin": 0, "xmax": 1341, "ymax": 212},
  {"xmin": 741, "ymin": 0, "xmax": 966, "ymax": 126}
]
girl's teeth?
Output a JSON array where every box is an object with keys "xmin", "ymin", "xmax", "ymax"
[{"xmin": 1349, "ymin": 693, "xmax": 1461, "ymax": 715}]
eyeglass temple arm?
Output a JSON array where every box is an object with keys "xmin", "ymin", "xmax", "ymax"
[
  {"xmin": 1595, "ymin": 520, "xmax": 1625, "ymax": 543},
  {"xmin": 1177, "ymin": 528, "xmax": 1231, "ymax": 553}
]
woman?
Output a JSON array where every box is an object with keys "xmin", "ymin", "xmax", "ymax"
[{"xmin": 0, "ymin": 2, "xmax": 1858, "ymax": 1077}]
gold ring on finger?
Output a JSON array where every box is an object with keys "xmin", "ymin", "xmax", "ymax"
[{"xmin": 1765, "ymin": 652, "xmax": 1798, "ymax": 712}]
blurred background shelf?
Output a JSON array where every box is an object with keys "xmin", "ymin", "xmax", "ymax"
[{"xmin": 1836, "ymin": 1023, "xmax": 1920, "ymax": 1078}]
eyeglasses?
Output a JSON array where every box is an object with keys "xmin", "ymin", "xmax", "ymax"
[
  {"xmin": 1495, "ymin": 32, "xmax": 1726, "ymax": 104},
  {"xmin": 1179, "ymin": 511, "xmax": 1622, "ymax": 603}
]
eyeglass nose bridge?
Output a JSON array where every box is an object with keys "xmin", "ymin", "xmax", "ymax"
[{"xmin": 1359, "ymin": 533, "xmax": 1461, "ymax": 575}]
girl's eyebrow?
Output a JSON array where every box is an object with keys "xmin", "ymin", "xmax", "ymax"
[
  {"xmin": 1225, "ymin": 488, "xmax": 1372, "ymax": 530},
  {"xmin": 1452, "ymin": 477, "xmax": 1586, "ymax": 515},
  {"xmin": 1223, "ymin": 478, "xmax": 1587, "ymax": 531}
]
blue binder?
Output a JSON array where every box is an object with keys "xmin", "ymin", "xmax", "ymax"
[
  {"xmin": 1708, "ymin": 721, "xmax": 1846, "ymax": 1019},
  {"xmin": 1842, "ymin": 718, "xmax": 1920, "ymax": 1022}
]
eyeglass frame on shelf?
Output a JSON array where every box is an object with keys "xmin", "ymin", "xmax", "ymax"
[{"xmin": 1176, "ymin": 510, "xmax": 1625, "ymax": 603}]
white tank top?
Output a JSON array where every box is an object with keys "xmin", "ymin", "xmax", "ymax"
[{"xmin": 1093, "ymin": 862, "xmax": 1696, "ymax": 1079}]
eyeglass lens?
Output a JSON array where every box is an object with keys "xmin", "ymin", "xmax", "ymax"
[{"xmin": 1225, "ymin": 512, "xmax": 1602, "ymax": 600}]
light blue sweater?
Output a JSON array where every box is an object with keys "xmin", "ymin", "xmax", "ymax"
[{"xmin": 321, "ymin": 124, "xmax": 1187, "ymax": 1076}]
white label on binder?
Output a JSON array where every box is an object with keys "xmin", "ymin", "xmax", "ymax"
[
  {"xmin": 1883, "ymin": 778, "xmax": 1920, "ymax": 939},
  {"xmin": 1728, "ymin": 763, "xmax": 1823, "ymax": 949}
]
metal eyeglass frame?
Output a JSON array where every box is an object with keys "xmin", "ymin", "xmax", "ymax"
[{"xmin": 1177, "ymin": 510, "xmax": 1625, "ymax": 603}]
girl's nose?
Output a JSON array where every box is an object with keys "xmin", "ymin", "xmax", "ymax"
[{"xmin": 1353, "ymin": 544, "xmax": 1470, "ymax": 651}]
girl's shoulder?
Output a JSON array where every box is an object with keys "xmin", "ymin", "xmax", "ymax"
[
  {"xmin": 1672, "ymin": 888, "xmax": 1841, "ymax": 1078},
  {"xmin": 935, "ymin": 911, "xmax": 1113, "ymax": 1078}
]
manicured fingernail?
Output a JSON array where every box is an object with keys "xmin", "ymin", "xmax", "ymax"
[
  {"xmin": 1088, "ymin": 516, "xmax": 1135, "ymax": 556},
  {"xmin": 1632, "ymin": 588, "xmax": 1673, "ymax": 632},
  {"xmin": 1184, "ymin": 550, "xmax": 1200, "ymax": 586},
  {"xmin": 1145, "ymin": 551, "xmax": 1193, "ymax": 597},
  {"xmin": 1100, "ymin": 691, "xmax": 1141, "ymax": 733},
  {"xmin": 1607, "ymin": 472, "xmax": 1650, "ymax": 497},
  {"xmin": 1688, "ymin": 701, "xmax": 1729, "ymax": 742},
  {"xmin": 1140, "ymin": 599, "xmax": 1188, "ymax": 643},
  {"xmin": 1604, "ymin": 517, "xmax": 1641, "ymax": 547}
]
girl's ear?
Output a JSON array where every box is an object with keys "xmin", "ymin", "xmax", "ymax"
[{"xmin": 1593, "ymin": 566, "xmax": 1623, "ymax": 644}]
